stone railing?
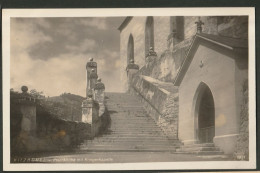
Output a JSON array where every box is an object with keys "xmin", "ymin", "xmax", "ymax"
[
  {"xmin": 130, "ymin": 75, "xmax": 179, "ymax": 140},
  {"xmin": 82, "ymin": 58, "xmax": 108, "ymax": 138},
  {"xmin": 137, "ymin": 47, "xmax": 158, "ymax": 77},
  {"xmin": 125, "ymin": 56, "xmax": 179, "ymax": 140}
]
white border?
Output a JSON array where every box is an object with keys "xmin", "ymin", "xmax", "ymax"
[{"xmin": 2, "ymin": 8, "xmax": 256, "ymax": 171}]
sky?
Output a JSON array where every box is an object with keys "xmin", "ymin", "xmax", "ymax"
[{"xmin": 10, "ymin": 17, "xmax": 125, "ymax": 97}]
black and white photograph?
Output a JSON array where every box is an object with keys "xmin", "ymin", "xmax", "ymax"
[{"xmin": 2, "ymin": 8, "xmax": 256, "ymax": 171}]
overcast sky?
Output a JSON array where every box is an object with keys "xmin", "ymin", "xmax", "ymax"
[{"xmin": 11, "ymin": 17, "xmax": 125, "ymax": 97}]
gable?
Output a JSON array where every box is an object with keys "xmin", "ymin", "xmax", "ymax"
[{"xmin": 173, "ymin": 33, "xmax": 248, "ymax": 86}]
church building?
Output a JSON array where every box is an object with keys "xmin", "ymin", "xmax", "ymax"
[{"xmin": 118, "ymin": 16, "xmax": 248, "ymax": 156}]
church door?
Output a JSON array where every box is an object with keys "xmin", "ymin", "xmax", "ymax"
[{"xmin": 197, "ymin": 86, "xmax": 215, "ymax": 143}]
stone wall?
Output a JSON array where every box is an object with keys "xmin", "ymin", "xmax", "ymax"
[
  {"xmin": 234, "ymin": 79, "xmax": 249, "ymax": 160},
  {"xmin": 138, "ymin": 37, "xmax": 193, "ymax": 83},
  {"xmin": 130, "ymin": 75, "xmax": 179, "ymax": 139},
  {"xmin": 154, "ymin": 16, "xmax": 171, "ymax": 57},
  {"xmin": 217, "ymin": 16, "xmax": 248, "ymax": 39},
  {"xmin": 11, "ymin": 103, "xmax": 91, "ymax": 154},
  {"xmin": 10, "ymin": 91, "xmax": 110, "ymax": 155},
  {"xmin": 120, "ymin": 17, "xmax": 146, "ymax": 92}
]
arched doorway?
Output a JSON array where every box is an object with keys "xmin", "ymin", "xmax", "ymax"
[
  {"xmin": 127, "ymin": 34, "xmax": 134, "ymax": 64},
  {"xmin": 145, "ymin": 16, "xmax": 154, "ymax": 57},
  {"xmin": 194, "ymin": 82, "xmax": 215, "ymax": 143}
]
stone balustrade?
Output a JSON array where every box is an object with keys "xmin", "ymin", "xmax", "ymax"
[
  {"xmin": 81, "ymin": 93, "xmax": 100, "ymax": 137},
  {"xmin": 94, "ymin": 78, "xmax": 106, "ymax": 116},
  {"xmin": 130, "ymin": 75, "xmax": 179, "ymax": 140}
]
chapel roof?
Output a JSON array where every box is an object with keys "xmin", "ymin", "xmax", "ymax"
[
  {"xmin": 197, "ymin": 33, "xmax": 248, "ymax": 49},
  {"xmin": 173, "ymin": 33, "xmax": 248, "ymax": 86},
  {"xmin": 118, "ymin": 17, "xmax": 133, "ymax": 31}
]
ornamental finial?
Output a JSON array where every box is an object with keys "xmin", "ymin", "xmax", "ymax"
[
  {"xmin": 21, "ymin": 86, "xmax": 28, "ymax": 93},
  {"xmin": 195, "ymin": 17, "xmax": 204, "ymax": 33}
]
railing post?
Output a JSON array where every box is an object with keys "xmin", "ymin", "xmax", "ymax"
[
  {"xmin": 89, "ymin": 69, "xmax": 98, "ymax": 95},
  {"xmin": 86, "ymin": 58, "xmax": 97, "ymax": 97},
  {"xmin": 81, "ymin": 93, "xmax": 100, "ymax": 137},
  {"xmin": 19, "ymin": 86, "xmax": 37, "ymax": 135},
  {"xmin": 145, "ymin": 47, "xmax": 157, "ymax": 64},
  {"xmin": 126, "ymin": 59, "xmax": 139, "ymax": 92},
  {"xmin": 94, "ymin": 78, "xmax": 105, "ymax": 116}
]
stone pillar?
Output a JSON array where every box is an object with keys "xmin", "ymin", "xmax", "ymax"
[
  {"xmin": 145, "ymin": 47, "xmax": 157, "ymax": 64},
  {"xmin": 19, "ymin": 86, "xmax": 37, "ymax": 135},
  {"xmin": 81, "ymin": 93, "xmax": 100, "ymax": 137},
  {"xmin": 94, "ymin": 78, "xmax": 105, "ymax": 116},
  {"xmin": 86, "ymin": 58, "xmax": 97, "ymax": 97},
  {"xmin": 89, "ymin": 69, "xmax": 98, "ymax": 95},
  {"xmin": 126, "ymin": 59, "xmax": 139, "ymax": 92}
]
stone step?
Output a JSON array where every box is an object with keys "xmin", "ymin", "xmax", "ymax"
[
  {"xmin": 110, "ymin": 117, "xmax": 152, "ymax": 119},
  {"xmin": 87, "ymin": 141, "xmax": 175, "ymax": 146},
  {"xmin": 80, "ymin": 92, "xmax": 181, "ymax": 153},
  {"xmin": 100, "ymin": 133, "xmax": 166, "ymax": 137},
  {"xmin": 110, "ymin": 122, "xmax": 159, "ymax": 125},
  {"xmin": 79, "ymin": 148, "xmax": 176, "ymax": 152},
  {"xmin": 92, "ymin": 136, "xmax": 172, "ymax": 140},
  {"xmin": 177, "ymin": 146, "xmax": 220, "ymax": 152},
  {"xmin": 85, "ymin": 142, "xmax": 180, "ymax": 147},
  {"xmin": 194, "ymin": 151, "xmax": 224, "ymax": 155},
  {"xmin": 88, "ymin": 136, "xmax": 176, "ymax": 142},
  {"xmin": 176, "ymin": 143, "xmax": 223, "ymax": 155},
  {"xmin": 80, "ymin": 145, "xmax": 177, "ymax": 150},
  {"xmin": 108, "ymin": 127, "xmax": 163, "ymax": 130},
  {"xmin": 83, "ymin": 146, "xmax": 177, "ymax": 150},
  {"xmin": 109, "ymin": 127, "xmax": 162, "ymax": 130},
  {"xmin": 108, "ymin": 124, "xmax": 160, "ymax": 128},
  {"xmin": 184, "ymin": 143, "xmax": 215, "ymax": 147}
]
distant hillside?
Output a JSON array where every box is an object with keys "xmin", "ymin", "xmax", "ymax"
[
  {"xmin": 48, "ymin": 93, "xmax": 85, "ymax": 103},
  {"xmin": 10, "ymin": 91, "xmax": 85, "ymax": 121},
  {"xmin": 41, "ymin": 93, "xmax": 85, "ymax": 121}
]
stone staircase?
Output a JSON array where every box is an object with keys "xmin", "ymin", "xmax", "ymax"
[
  {"xmin": 80, "ymin": 92, "xmax": 180, "ymax": 152},
  {"xmin": 176, "ymin": 143, "xmax": 224, "ymax": 155}
]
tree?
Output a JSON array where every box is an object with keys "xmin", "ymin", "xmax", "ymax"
[{"xmin": 29, "ymin": 89, "xmax": 45, "ymax": 99}]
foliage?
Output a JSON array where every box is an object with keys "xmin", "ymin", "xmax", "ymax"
[{"xmin": 29, "ymin": 89, "xmax": 45, "ymax": 99}]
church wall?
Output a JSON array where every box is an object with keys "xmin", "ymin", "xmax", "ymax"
[
  {"xmin": 120, "ymin": 16, "xmax": 248, "ymax": 92},
  {"xmin": 153, "ymin": 16, "xmax": 171, "ymax": 57},
  {"xmin": 178, "ymin": 43, "xmax": 239, "ymax": 154},
  {"xmin": 120, "ymin": 17, "xmax": 146, "ymax": 92}
]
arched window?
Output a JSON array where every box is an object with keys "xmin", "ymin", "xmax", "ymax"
[
  {"xmin": 145, "ymin": 16, "xmax": 154, "ymax": 57},
  {"xmin": 127, "ymin": 34, "xmax": 134, "ymax": 64}
]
